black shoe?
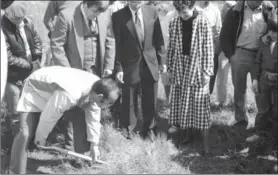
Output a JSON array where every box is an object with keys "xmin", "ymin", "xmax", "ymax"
[
  {"xmin": 120, "ymin": 127, "xmax": 132, "ymax": 140},
  {"xmin": 246, "ymin": 134, "xmax": 261, "ymax": 143},
  {"xmin": 141, "ymin": 127, "xmax": 157, "ymax": 142},
  {"xmin": 230, "ymin": 120, "xmax": 248, "ymax": 127},
  {"xmin": 201, "ymin": 150, "xmax": 213, "ymax": 157}
]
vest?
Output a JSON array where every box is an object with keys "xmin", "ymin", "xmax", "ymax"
[{"xmin": 83, "ymin": 19, "xmax": 99, "ymax": 68}]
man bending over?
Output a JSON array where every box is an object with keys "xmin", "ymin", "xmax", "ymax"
[{"xmin": 9, "ymin": 66, "xmax": 120, "ymax": 174}]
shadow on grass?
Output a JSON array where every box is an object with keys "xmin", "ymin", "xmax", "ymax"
[
  {"xmin": 27, "ymin": 158, "xmax": 65, "ymax": 174},
  {"xmin": 170, "ymin": 123, "xmax": 277, "ymax": 174}
]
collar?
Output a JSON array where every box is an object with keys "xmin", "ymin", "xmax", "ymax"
[
  {"xmin": 17, "ymin": 21, "xmax": 25, "ymax": 29},
  {"xmin": 128, "ymin": 5, "xmax": 142, "ymax": 17},
  {"xmin": 245, "ymin": 1, "xmax": 263, "ymax": 11},
  {"xmin": 80, "ymin": 3, "xmax": 96, "ymax": 23}
]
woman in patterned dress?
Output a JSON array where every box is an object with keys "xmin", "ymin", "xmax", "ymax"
[{"xmin": 167, "ymin": 0, "xmax": 214, "ymax": 155}]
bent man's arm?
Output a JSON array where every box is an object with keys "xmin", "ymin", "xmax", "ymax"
[
  {"xmin": 84, "ymin": 102, "xmax": 101, "ymax": 146},
  {"xmin": 43, "ymin": 1, "xmax": 58, "ymax": 32},
  {"xmin": 103, "ymin": 13, "xmax": 115, "ymax": 72},
  {"xmin": 35, "ymin": 89, "xmax": 76, "ymax": 145},
  {"xmin": 51, "ymin": 12, "xmax": 71, "ymax": 67}
]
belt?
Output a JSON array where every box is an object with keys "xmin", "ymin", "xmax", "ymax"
[{"xmin": 236, "ymin": 46, "xmax": 258, "ymax": 53}]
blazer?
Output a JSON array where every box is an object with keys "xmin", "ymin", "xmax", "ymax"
[
  {"xmin": 112, "ymin": 5, "xmax": 166, "ymax": 84},
  {"xmin": 51, "ymin": 4, "xmax": 115, "ymax": 77},
  {"xmin": 43, "ymin": 1, "xmax": 81, "ymax": 32},
  {"xmin": 1, "ymin": 16, "xmax": 42, "ymax": 82}
]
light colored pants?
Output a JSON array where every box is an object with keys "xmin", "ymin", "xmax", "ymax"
[
  {"xmin": 5, "ymin": 82, "xmax": 22, "ymax": 115},
  {"xmin": 215, "ymin": 52, "xmax": 230, "ymax": 104}
]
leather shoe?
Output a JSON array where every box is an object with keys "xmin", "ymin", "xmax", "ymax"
[{"xmin": 120, "ymin": 128, "xmax": 131, "ymax": 140}]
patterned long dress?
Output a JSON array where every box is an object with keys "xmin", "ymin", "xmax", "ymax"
[{"xmin": 167, "ymin": 13, "xmax": 214, "ymax": 130}]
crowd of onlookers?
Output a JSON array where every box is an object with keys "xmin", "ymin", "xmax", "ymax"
[{"xmin": 1, "ymin": 0, "xmax": 277, "ymax": 174}]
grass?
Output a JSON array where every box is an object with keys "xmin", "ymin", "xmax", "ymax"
[{"xmin": 1, "ymin": 1, "xmax": 277, "ymax": 174}]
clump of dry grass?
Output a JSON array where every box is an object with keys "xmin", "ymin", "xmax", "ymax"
[{"xmin": 45, "ymin": 125, "xmax": 188, "ymax": 174}]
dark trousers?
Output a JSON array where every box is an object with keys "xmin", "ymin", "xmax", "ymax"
[
  {"xmin": 121, "ymin": 79, "xmax": 158, "ymax": 135},
  {"xmin": 255, "ymin": 72, "xmax": 278, "ymax": 136},
  {"xmin": 210, "ymin": 54, "xmax": 219, "ymax": 94},
  {"xmin": 62, "ymin": 107, "xmax": 90, "ymax": 153}
]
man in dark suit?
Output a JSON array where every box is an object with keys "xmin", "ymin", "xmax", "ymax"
[{"xmin": 112, "ymin": 1, "xmax": 167, "ymax": 139}]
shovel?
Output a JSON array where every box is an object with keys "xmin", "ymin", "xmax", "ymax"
[{"xmin": 37, "ymin": 145, "xmax": 108, "ymax": 165}]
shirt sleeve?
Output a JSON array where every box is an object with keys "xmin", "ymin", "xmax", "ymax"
[
  {"xmin": 43, "ymin": 1, "xmax": 58, "ymax": 32},
  {"xmin": 84, "ymin": 102, "xmax": 101, "ymax": 145},
  {"xmin": 213, "ymin": 8, "xmax": 222, "ymax": 55},
  {"xmin": 34, "ymin": 89, "xmax": 76, "ymax": 145}
]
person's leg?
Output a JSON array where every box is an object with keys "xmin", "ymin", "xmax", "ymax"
[
  {"xmin": 110, "ymin": 94, "xmax": 122, "ymax": 128},
  {"xmin": 201, "ymin": 129, "xmax": 210, "ymax": 155},
  {"xmin": 61, "ymin": 113, "xmax": 74, "ymax": 151},
  {"xmin": 141, "ymin": 80, "xmax": 158, "ymax": 138},
  {"xmin": 121, "ymin": 84, "xmax": 139, "ymax": 138},
  {"xmin": 164, "ymin": 85, "xmax": 171, "ymax": 103},
  {"xmin": 246, "ymin": 78, "xmax": 270, "ymax": 143},
  {"xmin": 216, "ymin": 53, "xmax": 230, "ymax": 104},
  {"xmin": 209, "ymin": 54, "xmax": 219, "ymax": 94},
  {"xmin": 230, "ymin": 49, "xmax": 254, "ymax": 123},
  {"xmin": 68, "ymin": 107, "xmax": 90, "ymax": 154},
  {"xmin": 9, "ymin": 112, "xmax": 40, "ymax": 174},
  {"xmin": 5, "ymin": 82, "xmax": 21, "ymax": 122}
]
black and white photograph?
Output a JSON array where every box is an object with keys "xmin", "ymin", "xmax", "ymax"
[{"xmin": 0, "ymin": 0, "xmax": 277, "ymax": 174}]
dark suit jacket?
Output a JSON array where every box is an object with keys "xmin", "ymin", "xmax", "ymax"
[
  {"xmin": 51, "ymin": 4, "xmax": 115, "ymax": 77},
  {"xmin": 112, "ymin": 5, "xmax": 166, "ymax": 85}
]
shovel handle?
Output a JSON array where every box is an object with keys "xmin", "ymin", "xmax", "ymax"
[{"xmin": 37, "ymin": 145, "xmax": 107, "ymax": 164}]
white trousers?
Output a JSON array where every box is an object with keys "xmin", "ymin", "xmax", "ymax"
[{"xmin": 215, "ymin": 52, "xmax": 231, "ymax": 104}]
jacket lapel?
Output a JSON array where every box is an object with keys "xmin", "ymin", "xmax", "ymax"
[
  {"xmin": 125, "ymin": 6, "xmax": 143, "ymax": 49},
  {"xmin": 73, "ymin": 5, "xmax": 84, "ymax": 66},
  {"xmin": 141, "ymin": 7, "xmax": 150, "ymax": 49},
  {"xmin": 97, "ymin": 14, "xmax": 105, "ymax": 57}
]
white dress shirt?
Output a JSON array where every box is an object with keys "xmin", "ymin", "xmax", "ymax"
[
  {"xmin": 195, "ymin": 2, "xmax": 222, "ymax": 39},
  {"xmin": 17, "ymin": 66, "xmax": 102, "ymax": 145},
  {"xmin": 18, "ymin": 21, "xmax": 32, "ymax": 61},
  {"xmin": 237, "ymin": 2, "xmax": 267, "ymax": 50},
  {"xmin": 129, "ymin": 6, "xmax": 144, "ymax": 33}
]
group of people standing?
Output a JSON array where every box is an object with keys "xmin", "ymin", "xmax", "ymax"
[{"xmin": 1, "ymin": 0, "xmax": 277, "ymax": 174}]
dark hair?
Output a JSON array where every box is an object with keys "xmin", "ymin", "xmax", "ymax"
[
  {"xmin": 93, "ymin": 77, "xmax": 120, "ymax": 100},
  {"xmin": 267, "ymin": 16, "xmax": 278, "ymax": 31},
  {"xmin": 173, "ymin": 0, "xmax": 196, "ymax": 12},
  {"xmin": 1, "ymin": 0, "xmax": 14, "ymax": 10},
  {"xmin": 83, "ymin": 0, "xmax": 109, "ymax": 11}
]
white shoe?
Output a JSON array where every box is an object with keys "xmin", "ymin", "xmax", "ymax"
[{"xmin": 168, "ymin": 126, "xmax": 179, "ymax": 134}]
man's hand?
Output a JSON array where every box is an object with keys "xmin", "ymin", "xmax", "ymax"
[
  {"xmin": 34, "ymin": 139, "xmax": 46, "ymax": 149},
  {"xmin": 102, "ymin": 69, "xmax": 113, "ymax": 77},
  {"xmin": 252, "ymin": 79, "xmax": 259, "ymax": 95},
  {"xmin": 84, "ymin": 68, "xmax": 93, "ymax": 74},
  {"xmin": 90, "ymin": 145, "xmax": 100, "ymax": 162},
  {"xmin": 160, "ymin": 64, "xmax": 167, "ymax": 73},
  {"xmin": 116, "ymin": 72, "xmax": 124, "ymax": 84}
]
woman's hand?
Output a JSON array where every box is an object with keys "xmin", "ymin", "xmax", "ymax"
[{"xmin": 202, "ymin": 74, "xmax": 210, "ymax": 86}]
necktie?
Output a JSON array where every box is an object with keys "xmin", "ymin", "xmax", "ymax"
[
  {"xmin": 134, "ymin": 10, "xmax": 144, "ymax": 45},
  {"xmin": 88, "ymin": 19, "xmax": 98, "ymax": 35}
]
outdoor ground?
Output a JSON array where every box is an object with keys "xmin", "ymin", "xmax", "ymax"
[{"xmin": 1, "ymin": 1, "xmax": 277, "ymax": 174}]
